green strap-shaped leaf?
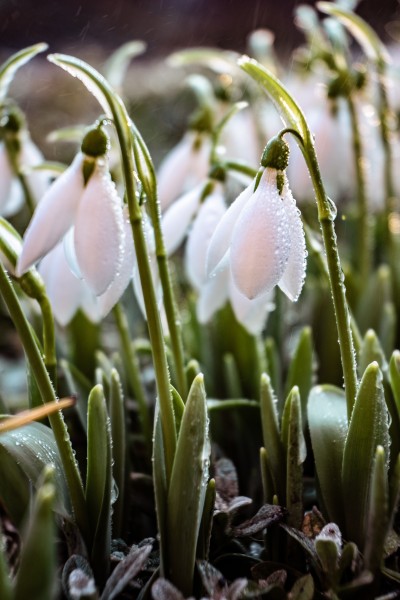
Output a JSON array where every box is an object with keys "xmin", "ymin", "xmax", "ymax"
[
  {"xmin": 0, "ymin": 43, "xmax": 48, "ymax": 103},
  {"xmin": 260, "ymin": 373, "xmax": 285, "ymax": 500},
  {"xmin": 284, "ymin": 387, "xmax": 305, "ymax": 528},
  {"xmin": 342, "ymin": 362, "xmax": 390, "ymax": 546},
  {"xmin": 0, "ymin": 420, "xmax": 70, "ymax": 520},
  {"xmin": 285, "ymin": 326, "xmax": 314, "ymax": 428},
  {"xmin": 85, "ymin": 385, "xmax": 112, "ymax": 584},
  {"xmin": 166, "ymin": 374, "xmax": 210, "ymax": 596},
  {"xmin": 358, "ymin": 329, "xmax": 388, "ymax": 379},
  {"xmin": 152, "ymin": 404, "xmax": 167, "ymax": 575},
  {"xmin": 363, "ymin": 446, "xmax": 389, "ymax": 572},
  {"xmin": 317, "ymin": 2, "xmax": 389, "ymax": 64},
  {"xmin": 110, "ymin": 368, "xmax": 126, "ymax": 538},
  {"xmin": 308, "ymin": 385, "xmax": 347, "ymax": 527},
  {"xmin": 389, "ymin": 350, "xmax": 400, "ymax": 416},
  {"xmin": 14, "ymin": 467, "xmax": 56, "ymax": 600}
]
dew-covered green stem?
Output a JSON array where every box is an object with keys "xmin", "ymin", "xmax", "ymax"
[
  {"xmin": 131, "ymin": 124, "xmax": 188, "ymax": 399},
  {"xmin": 113, "ymin": 303, "xmax": 152, "ymax": 449},
  {"xmin": 47, "ymin": 53, "xmax": 177, "ymax": 480},
  {"xmin": 0, "ymin": 261, "xmax": 89, "ymax": 543},
  {"xmin": 303, "ymin": 146, "xmax": 358, "ymax": 417},
  {"xmin": 346, "ymin": 94, "xmax": 371, "ymax": 282}
]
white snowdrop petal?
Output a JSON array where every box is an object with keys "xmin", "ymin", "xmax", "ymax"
[
  {"xmin": 20, "ymin": 135, "xmax": 50, "ymax": 204},
  {"xmin": 80, "ymin": 288, "xmax": 103, "ymax": 324},
  {"xmin": 230, "ymin": 169, "xmax": 291, "ymax": 299},
  {"xmin": 229, "ymin": 277, "xmax": 274, "ymax": 335},
  {"xmin": 206, "ymin": 181, "xmax": 253, "ymax": 276},
  {"xmin": 157, "ymin": 131, "xmax": 210, "ymax": 211},
  {"xmin": 197, "ymin": 267, "xmax": 229, "ymax": 324},
  {"xmin": 1, "ymin": 178, "xmax": 24, "ymax": 217},
  {"xmin": 63, "ymin": 227, "xmax": 83, "ymax": 279},
  {"xmin": 278, "ymin": 183, "xmax": 307, "ymax": 301},
  {"xmin": 0, "ymin": 143, "xmax": 16, "ymax": 214},
  {"xmin": 98, "ymin": 209, "xmax": 136, "ymax": 316},
  {"xmin": 185, "ymin": 188, "xmax": 226, "ymax": 290},
  {"xmin": 17, "ymin": 152, "xmax": 85, "ymax": 275},
  {"xmin": 162, "ymin": 184, "xmax": 203, "ymax": 256},
  {"xmin": 74, "ymin": 162, "xmax": 125, "ymax": 296},
  {"xmin": 38, "ymin": 244, "xmax": 83, "ymax": 326}
]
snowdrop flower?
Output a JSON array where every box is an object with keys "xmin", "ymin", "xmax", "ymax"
[
  {"xmin": 16, "ymin": 126, "xmax": 126, "ymax": 298},
  {"xmin": 0, "ymin": 106, "xmax": 49, "ymax": 217},
  {"xmin": 207, "ymin": 136, "xmax": 307, "ymax": 303},
  {"xmin": 157, "ymin": 131, "xmax": 211, "ymax": 211},
  {"xmin": 163, "ymin": 178, "xmax": 275, "ymax": 335}
]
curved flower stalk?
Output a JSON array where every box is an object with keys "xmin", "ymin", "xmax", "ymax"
[
  {"xmin": 207, "ymin": 167, "xmax": 307, "ymax": 303},
  {"xmin": 17, "ymin": 127, "xmax": 126, "ymax": 300},
  {"xmin": 157, "ymin": 131, "xmax": 211, "ymax": 211}
]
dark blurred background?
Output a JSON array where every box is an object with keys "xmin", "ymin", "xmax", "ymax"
[
  {"xmin": 1, "ymin": 0, "xmax": 400, "ymax": 163},
  {"xmin": 1, "ymin": 0, "xmax": 399, "ymax": 57}
]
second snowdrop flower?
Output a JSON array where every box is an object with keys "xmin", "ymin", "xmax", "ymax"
[
  {"xmin": 207, "ymin": 134, "xmax": 307, "ymax": 302},
  {"xmin": 17, "ymin": 126, "xmax": 125, "ymax": 296}
]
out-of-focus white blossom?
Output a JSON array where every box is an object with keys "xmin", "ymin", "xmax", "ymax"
[
  {"xmin": 157, "ymin": 131, "xmax": 211, "ymax": 211},
  {"xmin": 0, "ymin": 132, "xmax": 49, "ymax": 217},
  {"xmin": 163, "ymin": 178, "xmax": 276, "ymax": 335},
  {"xmin": 207, "ymin": 168, "xmax": 307, "ymax": 303}
]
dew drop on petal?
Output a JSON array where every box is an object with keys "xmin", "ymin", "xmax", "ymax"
[
  {"xmin": 74, "ymin": 162, "xmax": 125, "ymax": 296},
  {"xmin": 278, "ymin": 181, "xmax": 307, "ymax": 301},
  {"xmin": 230, "ymin": 169, "xmax": 291, "ymax": 299}
]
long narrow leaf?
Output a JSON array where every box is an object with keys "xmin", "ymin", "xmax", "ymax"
[
  {"xmin": 85, "ymin": 385, "xmax": 112, "ymax": 584},
  {"xmin": 363, "ymin": 446, "xmax": 389, "ymax": 572},
  {"xmin": 14, "ymin": 467, "xmax": 56, "ymax": 600},
  {"xmin": 167, "ymin": 374, "xmax": 210, "ymax": 596},
  {"xmin": 260, "ymin": 373, "xmax": 285, "ymax": 500},
  {"xmin": 308, "ymin": 385, "xmax": 347, "ymax": 527},
  {"xmin": 342, "ymin": 362, "xmax": 390, "ymax": 546}
]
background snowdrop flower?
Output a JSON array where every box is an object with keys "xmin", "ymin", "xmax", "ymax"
[
  {"xmin": 38, "ymin": 243, "xmax": 102, "ymax": 326},
  {"xmin": 207, "ymin": 163, "xmax": 307, "ymax": 303},
  {"xmin": 17, "ymin": 127, "xmax": 126, "ymax": 297},
  {"xmin": 181, "ymin": 183, "xmax": 275, "ymax": 335},
  {"xmin": 0, "ymin": 118, "xmax": 49, "ymax": 218},
  {"xmin": 157, "ymin": 131, "xmax": 211, "ymax": 211}
]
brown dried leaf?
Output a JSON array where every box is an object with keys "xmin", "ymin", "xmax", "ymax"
[{"xmin": 101, "ymin": 542, "xmax": 153, "ymax": 600}]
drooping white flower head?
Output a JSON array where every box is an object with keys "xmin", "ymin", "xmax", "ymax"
[
  {"xmin": 163, "ymin": 176, "xmax": 275, "ymax": 335},
  {"xmin": 207, "ymin": 162, "xmax": 307, "ymax": 303},
  {"xmin": 157, "ymin": 131, "xmax": 211, "ymax": 211},
  {"xmin": 17, "ymin": 127, "xmax": 126, "ymax": 300},
  {"xmin": 36, "ymin": 205, "xmax": 136, "ymax": 327}
]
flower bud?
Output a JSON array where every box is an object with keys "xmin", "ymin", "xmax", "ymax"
[
  {"xmin": 81, "ymin": 126, "xmax": 109, "ymax": 157},
  {"xmin": 261, "ymin": 135, "xmax": 290, "ymax": 171}
]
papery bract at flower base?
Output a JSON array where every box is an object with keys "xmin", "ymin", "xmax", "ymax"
[{"xmin": 157, "ymin": 131, "xmax": 211, "ymax": 211}]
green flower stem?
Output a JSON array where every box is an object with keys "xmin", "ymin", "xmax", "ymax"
[
  {"xmin": 376, "ymin": 61, "xmax": 400, "ymax": 297},
  {"xmin": 346, "ymin": 94, "xmax": 371, "ymax": 282},
  {"xmin": 303, "ymin": 146, "xmax": 358, "ymax": 418},
  {"xmin": 0, "ymin": 261, "xmax": 89, "ymax": 543},
  {"xmin": 37, "ymin": 294, "xmax": 57, "ymax": 386},
  {"xmin": 48, "ymin": 53, "xmax": 177, "ymax": 480},
  {"xmin": 106, "ymin": 95, "xmax": 177, "ymax": 480},
  {"xmin": 131, "ymin": 124, "xmax": 188, "ymax": 400},
  {"xmin": 113, "ymin": 303, "xmax": 152, "ymax": 449}
]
